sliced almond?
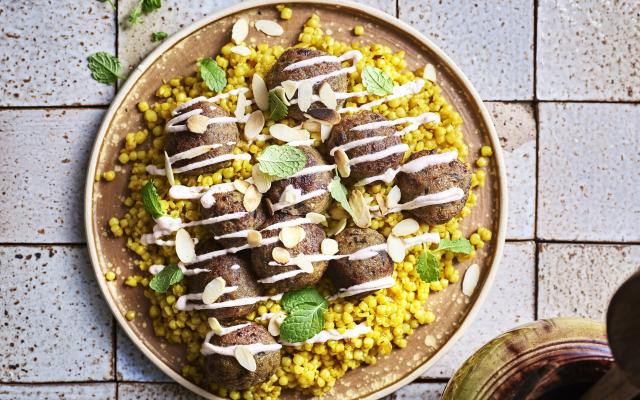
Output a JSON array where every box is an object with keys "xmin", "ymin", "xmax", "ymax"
[
  {"xmin": 272, "ymin": 87, "xmax": 290, "ymax": 106},
  {"xmin": 320, "ymin": 123, "xmax": 332, "ymax": 142},
  {"xmin": 282, "ymin": 80, "xmax": 299, "ymax": 100},
  {"xmin": 244, "ymin": 110, "xmax": 265, "ymax": 141},
  {"xmin": 233, "ymin": 179, "xmax": 250, "ymax": 194},
  {"xmin": 329, "ymin": 205, "xmax": 349, "ymax": 220},
  {"xmin": 231, "ymin": 18, "xmax": 249, "ymax": 45},
  {"xmin": 264, "ymin": 198, "xmax": 274, "ymax": 216},
  {"xmin": 272, "ymin": 247, "xmax": 291, "ymax": 264},
  {"xmin": 175, "ymin": 228, "xmax": 196, "ymax": 263},
  {"xmin": 208, "ymin": 317, "xmax": 223, "ymax": 334},
  {"xmin": 386, "ymin": 234, "xmax": 406, "ymax": 263},
  {"xmin": 281, "ymin": 185, "xmax": 301, "ymax": 204},
  {"xmin": 268, "ymin": 313, "xmax": 285, "ymax": 336},
  {"xmin": 234, "ymin": 345, "xmax": 257, "ymax": 372},
  {"xmin": 462, "ymin": 264, "xmax": 480, "ymax": 296},
  {"xmin": 302, "ymin": 119, "xmax": 321, "ymax": 133},
  {"xmin": 349, "ymin": 190, "xmax": 371, "ymax": 228},
  {"xmin": 279, "ymin": 226, "xmax": 306, "ymax": 249},
  {"xmin": 247, "ymin": 229, "xmax": 262, "ymax": 246},
  {"xmin": 243, "ymin": 185, "xmax": 262, "ymax": 212},
  {"xmin": 252, "ymin": 74, "xmax": 269, "ymax": 111},
  {"xmin": 255, "ymin": 19, "xmax": 284, "ymax": 36},
  {"xmin": 297, "ymin": 80, "xmax": 314, "ymax": 112},
  {"xmin": 202, "ymin": 277, "xmax": 226, "ymax": 305},
  {"xmin": 252, "ymin": 164, "xmax": 273, "ymax": 193},
  {"xmin": 186, "ymin": 114, "xmax": 209, "ymax": 134},
  {"xmin": 387, "ymin": 185, "xmax": 401, "ymax": 209},
  {"xmin": 305, "ymin": 108, "xmax": 341, "ymax": 125},
  {"xmin": 234, "ymin": 91, "xmax": 247, "ymax": 119},
  {"xmin": 306, "ymin": 212, "xmax": 327, "ymax": 226},
  {"xmin": 334, "ymin": 148, "xmax": 351, "ymax": 178},
  {"xmin": 320, "ymin": 238, "xmax": 339, "ymax": 255},
  {"xmin": 319, "ymin": 82, "xmax": 337, "ymax": 109},
  {"xmin": 375, "ymin": 193, "xmax": 387, "ymax": 216},
  {"xmin": 164, "ymin": 151, "xmax": 175, "ymax": 186},
  {"xmin": 423, "ymin": 63, "xmax": 437, "ymax": 82},
  {"xmin": 231, "ymin": 45, "xmax": 251, "ymax": 57},
  {"xmin": 269, "ymin": 124, "xmax": 310, "ymax": 143},
  {"xmin": 292, "ymin": 255, "xmax": 313, "ymax": 273},
  {"xmin": 327, "ymin": 218, "xmax": 347, "ymax": 237},
  {"xmin": 392, "ymin": 218, "xmax": 420, "ymax": 237}
]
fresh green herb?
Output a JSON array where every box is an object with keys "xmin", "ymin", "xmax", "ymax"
[
  {"xmin": 87, "ymin": 52, "xmax": 123, "ymax": 85},
  {"xmin": 151, "ymin": 31, "xmax": 168, "ymax": 42},
  {"xmin": 199, "ymin": 58, "xmax": 227, "ymax": 93},
  {"xmin": 328, "ymin": 174, "xmax": 354, "ymax": 216},
  {"xmin": 280, "ymin": 288, "xmax": 328, "ymax": 343},
  {"xmin": 98, "ymin": 0, "xmax": 116, "ymax": 10},
  {"xmin": 416, "ymin": 251, "xmax": 440, "ymax": 283},
  {"xmin": 361, "ymin": 65, "xmax": 394, "ymax": 96},
  {"xmin": 141, "ymin": 181, "xmax": 165, "ymax": 219},
  {"xmin": 128, "ymin": 2, "xmax": 143, "ymax": 24},
  {"xmin": 149, "ymin": 264, "xmax": 183, "ymax": 293},
  {"xmin": 141, "ymin": 0, "xmax": 162, "ymax": 12},
  {"xmin": 268, "ymin": 89, "xmax": 289, "ymax": 121},
  {"xmin": 437, "ymin": 238, "xmax": 473, "ymax": 255},
  {"xmin": 257, "ymin": 145, "xmax": 307, "ymax": 178},
  {"xmin": 128, "ymin": 0, "xmax": 162, "ymax": 25}
]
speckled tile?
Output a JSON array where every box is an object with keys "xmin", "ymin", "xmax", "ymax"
[
  {"xmin": 398, "ymin": 0, "xmax": 534, "ymax": 100},
  {"xmin": 383, "ymin": 383, "xmax": 447, "ymax": 399},
  {"xmin": 116, "ymin": 327, "xmax": 170, "ymax": 382},
  {"xmin": 0, "ymin": 384, "xmax": 116, "ymax": 400},
  {"xmin": 357, "ymin": 0, "xmax": 397, "ymax": 16},
  {"xmin": 0, "ymin": 246, "xmax": 113, "ymax": 382},
  {"xmin": 538, "ymin": 243, "xmax": 640, "ymax": 320},
  {"xmin": 118, "ymin": 383, "xmax": 201, "ymax": 400},
  {"xmin": 537, "ymin": 103, "xmax": 640, "ymax": 242},
  {"xmin": 0, "ymin": 109, "xmax": 104, "ymax": 243},
  {"xmin": 486, "ymin": 102, "xmax": 536, "ymax": 240},
  {"xmin": 423, "ymin": 242, "xmax": 536, "ymax": 378},
  {"xmin": 0, "ymin": 1, "xmax": 115, "ymax": 106},
  {"xmin": 537, "ymin": 0, "xmax": 640, "ymax": 101}
]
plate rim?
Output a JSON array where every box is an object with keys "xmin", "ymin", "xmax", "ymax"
[{"xmin": 84, "ymin": 1, "xmax": 508, "ymax": 398}]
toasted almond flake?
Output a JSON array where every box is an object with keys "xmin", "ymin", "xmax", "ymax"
[
  {"xmin": 462, "ymin": 264, "xmax": 480, "ymax": 296},
  {"xmin": 269, "ymin": 124, "xmax": 310, "ymax": 143},
  {"xmin": 255, "ymin": 19, "xmax": 284, "ymax": 36},
  {"xmin": 186, "ymin": 114, "xmax": 209, "ymax": 134},
  {"xmin": 297, "ymin": 80, "xmax": 314, "ymax": 112},
  {"xmin": 234, "ymin": 91, "xmax": 247, "ymax": 119},
  {"xmin": 282, "ymin": 186, "xmax": 299, "ymax": 204},
  {"xmin": 164, "ymin": 151, "xmax": 175, "ymax": 186},
  {"xmin": 272, "ymin": 86, "xmax": 290, "ymax": 105},
  {"xmin": 233, "ymin": 179, "xmax": 250, "ymax": 194},
  {"xmin": 424, "ymin": 334, "xmax": 436, "ymax": 348},
  {"xmin": 329, "ymin": 205, "xmax": 349, "ymax": 220},
  {"xmin": 375, "ymin": 193, "xmax": 387, "ymax": 216},
  {"xmin": 327, "ymin": 218, "xmax": 347, "ymax": 237},
  {"xmin": 175, "ymin": 228, "xmax": 196, "ymax": 263},
  {"xmin": 251, "ymin": 164, "xmax": 273, "ymax": 193},
  {"xmin": 386, "ymin": 234, "xmax": 406, "ymax": 263},
  {"xmin": 202, "ymin": 277, "xmax": 226, "ymax": 305},
  {"xmin": 279, "ymin": 226, "xmax": 306, "ymax": 249},
  {"xmin": 292, "ymin": 256, "xmax": 313, "ymax": 273},
  {"xmin": 208, "ymin": 317, "xmax": 223, "ymax": 334},
  {"xmin": 306, "ymin": 212, "xmax": 327, "ymax": 225},
  {"xmin": 231, "ymin": 18, "xmax": 249, "ymax": 45},
  {"xmin": 319, "ymin": 82, "xmax": 337, "ymax": 109},
  {"xmin": 231, "ymin": 45, "xmax": 251, "ymax": 57},
  {"xmin": 392, "ymin": 218, "xmax": 420, "ymax": 237},
  {"xmin": 334, "ymin": 148, "xmax": 351, "ymax": 178},
  {"xmin": 321, "ymin": 238, "xmax": 339, "ymax": 255},
  {"xmin": 247, "ymin": 229, "xmax": 262, "ymax": 246},
  {"xmin": 282, "ymin": 80, "xmax": 299, "ymax": 100},
  {"xmin": 272, "ymin": 247, "xmax": 291, "ymax": 264},
  {"xmin": 320, "ymin": 123, "xmax": 332, "ymax": 142},
  {"xmin": 423, "ymin": 63, "xmax": 437, "ymax": 82},
  {"xmin": 252, "ymin": 74, "xmax": 269, "ymax": 111},
  {"xmin": 349, "ymin": 190, "xmax": 371, "ymax": 228},
  {"xmin": 268, "ymin": 313, "xmax": 285, "ymax": 336},
  {"xmin": 243, "ymin": 185, "xmax": 262, "ymax": 212},
  {"xmin": 302, "ymin": 119, "xmax": 321, "ymax": 133},
  {"xmin": 235, "ymin": 345, "xmax": 257, "ymax": 372},
  {"xmin": 244, "ymin": 110, "xmax": 265, "ymax": 141},
  {"xmin": 305, "ymin": 108, "xmax": 341, "ymax": 125},
  {"xmin": 387, "ymin": 185, "xmax": 401, "ymax": 208}
]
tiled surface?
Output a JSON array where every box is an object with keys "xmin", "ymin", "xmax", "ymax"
[{"xmin": 1, "ymin": 0, "xmax": 638, "ymax": 398}]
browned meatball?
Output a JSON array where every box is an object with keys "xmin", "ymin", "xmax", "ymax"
[
  {"xmin": 396, "ymin": 150, "xmax": 471, "ymax": 225},
  {"xmin": 266, "ymin": 48, "xmax": 348, "ymax": 121},
  {"xmin": 204, "ymin": 323, "xmax": 281, "ymax": 390},
  {"xmin": 250, "ymin": 213, "xmax": 328, "ymax": 292},
  {"xmin": 187, "ymin": 240, "xmax": 261, "ymax": 321},
  {"xmin": 165, "ymin": 101, "xmax": 239, "ymax": 175},
  {"xmin": 325, "ymin": 111, "xmax": 403, "ymax": 183},
  {"xmin": 264, "ymin": 146, "xmax": 332, "ymax": 216},
  {"xmin": 199, "ymin": 190, "xmax": 267, "ymax": 248},
  {"xmin": 328, "ymin": 227, "xmax": 393, "ymax": 296}
]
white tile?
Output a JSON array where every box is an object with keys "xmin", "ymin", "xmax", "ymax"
[
  {"xmin": 118, "ymin": 383, "xmax": 201, "ymax": 400},
  {"xmin": 117, "ymin": 327, "xmax": 170, "ymax": 382},
  {"xmin": 0, "ymin": 384, "xmax": 116, "ymax": 400},
  {"xmin": 537, "ymin": 103, "xmax": 640, "ymax": 242},
  {"xmin": 0, "ymin": 246, "xmax": 113, "ymax": 382},
  {"xmin": 358, "ymin": 0, "xmax": 396, "ymax": 16},
  {"xmin": 383, "ymin": 383, "xmax": 447, "ymax": 400}
]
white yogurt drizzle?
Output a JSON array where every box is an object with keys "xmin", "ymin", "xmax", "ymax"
[
  {"xmin": 281, "ymin": 323, "xmax": 372, "ymax": 346},
  {"xmin": 348, "ymin": 143, "xmax": 410, "ymax": 166},
  {"xmin": 270, "ymin": 188, "xmax": 328, "ymax": 213},
  {"xmin": 284, "ymin": 50, "xmax": 363, "ymax": 86},
  {"xmin": 387, "ymin": 187, "xmax": 465, "ymax": 213},
  {"xmin": 176, "ymin": 293, "xmax": 284, "ymax": 311},
  {"xmin": 168, "ymin": 142, "xmax": 237, "ymax": 164},
  {"xmin": 201, "ymin": 341, "xmax": 282, "ymax": 357},
  {"xmin": 209, "ymin": 322, "xmax": 252, "ymax": 337},
  {"xmin": 328, "ymin": 276, "xmax": 396, "ymax": 300},
  {"xmin": 355, "ymin": 150, "xmax": 459, "ymax": 186},
  {"xmin": 146, "ymin": 152, "xmax": 251, "ymax": 176},
  {"xmin": 172, "ymin": 88, "xmax": 251, "ymax": 115},
  {"xmin": 338, "ymin": 79, "xmax": 425, "ymax": 114},
  {"xmin": 140, "ymin": 212, "xmax": 248, "ymax": 246}
]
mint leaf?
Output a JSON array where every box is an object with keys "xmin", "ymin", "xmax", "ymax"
[
  {"xmin": 280, "ymin": 288, "xmax": 328, "ymax": 343},
  {"xmin": 128, "ymin": 1, "xmax": 143, "ymax": 24},
  {"xmin": 257, "ymin": 145, "xmax": 307, "ymax": 178},
  {"xmin": 141, "ymin": 181, "xmax": 165, "ymax": 219},
  {"xmin": 87, "ymin": 52, "xmax": 122, "ymax": 85},
  {"xmin": 151, "ymin": 31, "xmax": 168, "ymax": 42},
  {"xmin": 281, "ymin": 288, "xmax": 326, "ymax": 311},
  {"xmin": 268, "ymin": 89, "xmax": 289, "ymax": 121},
  {"xmin": 149, "ymin": 264, "xmax": 183, "ymax": 293},
  {"xmin": 98, "ymin": 0, "xmax": 116, "ymax": 10},
  {"xmin": 361, "ymin": 66, "xmax": 394, "ymax": 96},
  {"xmin": 141, "ymin": 0, "xmax": 161, "ymax": 13},
  {"xmin": 328, "ymin": 174, "xmax": 354, "ymax": 216},
  {"xmin": 437, "ymin": 238, "xmax": 473, "ymax": 255},
  {"xmin": 200, "ymin": 58, "xmax": 226, "ymax": 93},
  {"xmin": 416, "ymin": 250, "xmax": 440, "ymax": 283}
]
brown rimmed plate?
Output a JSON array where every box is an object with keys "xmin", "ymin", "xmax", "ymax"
[{"xmin": 84, "ymin": 1, "xmax": 508, "ymax": 398}]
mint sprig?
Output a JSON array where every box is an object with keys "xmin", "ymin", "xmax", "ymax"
[
  {"xmin": 328, "ymin": 174, "xmax": 354, "ymax": 217},
  {"xmin": 416, "ymin": 238, "xmax": 473, "ymax": 284},
  {"xmin": 257, "ymin": 145, "xmax": 307, "ymax": 178},
  {"xmin": 280, "ymin": 288, "xmax": 328, "ymax": 343},
  {"xmin": 149, "ymin": 264, "xmax": 183, "ymax": 293},
  {"xmin": 437, "ymin": 239, "xmax": 473, "ymax": 254},
  {"xmin": 152, "ymin": 31, "xmax": 168, "ymax": 42},
  {"xmin": 361, "ymin": 66, "xmax": 394, "ymax": 96},
  {"xmin": 141, "ymin": 181, "xmax": 165, "ymax": 219},
  {"xmin": 87, "ymin": 52, "xmax": 122, "ymax": 85},
  {"xmin": 199, "ymin": 58, "xmax": 226, "ymax": 93},
  {"xmin": 128, "ymin": 0, "xmax": 162, "ymax": 25},
  {"xmin": 268, "ymin": 89, "xmax": 289, "ymax": 121}
]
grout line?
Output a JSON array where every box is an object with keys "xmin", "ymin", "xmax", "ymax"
[
  {"xmin": 396, "ymin": 0, "xmax": 400, "ymax": 18},
  {"xmin": 537, "ymin": 99, "xmax": 640, "ymax": 104},
  {"xmin": 533, "ymin": 0, "xmax": 540, "ymax": 321},
  {"xmin": 0, "ymin": 242, "xmax": 88, "ymax": 247},
  {"xmin": 115, "ymin": 0, "xmax": 121, "ymax": 94},
  {"xmin": 0, "ymin": 105, "xmax": 109, "ymax": 111},
  {"xmin": 534, "ymin": 242, "xmax": 540, "ymax": 319},
  {"xmin": 413, "ymin": 377, "xmax": 450, "ymax": 384},
  {"xmin": 113, "ymin": 316, "xmax": 118, "ymax": 384}
]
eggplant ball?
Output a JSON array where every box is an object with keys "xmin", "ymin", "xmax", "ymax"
[
  {"xmin": 165, "ymin": 101, "xmax": 239, "ymax": 175},
  {"xmin": 264, "ymin": 146, "xmax": 332, "ymax": 216},
  {"xmin": 250, "ymin": 213, "xmax": 328, "ymax": 292},
  {"xmin": 199, "ymin": 190, "xmax": 268, "ymax": 248},
  {"xmin": 204, "ymin": 323, "xmax": 281, "ymax": 390},
  {"xmin": 396, "ymin": 150, "xmax": 472, "ymax": 225},
  {"xmin": 266, "ymin": 47, "xmax": 348, "ymax": 121},
  {"xmin": 187, "ymin": 240, "xmax": 261, "ymax": 321},
  {"xmin": 326, "ymin": 111, "xmax": 403, "ymax": 183},
  {"xmin": 328, "ymin": 227, "xmax": 393, "ymax": 295}
]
